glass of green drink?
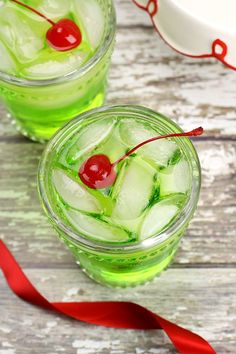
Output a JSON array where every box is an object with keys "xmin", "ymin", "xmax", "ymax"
[
  {"xmin": 0, "ymin": 0, "xmax": 116, "ymax": 142},
  {"xmin": 38, "ymin": 105, "xmax": 201, "ymax": 287}
]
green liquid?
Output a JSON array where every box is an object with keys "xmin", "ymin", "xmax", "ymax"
[
  {"xmin": 39, "ymin": 107, "xmax": 201, "ymax": 287},
  {"xmin": 0, "ymin": 0, "xmax": 115, "ymax": 141}
]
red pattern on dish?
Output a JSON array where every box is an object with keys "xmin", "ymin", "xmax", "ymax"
[
  {"xmin": 132, "ymin": 0, "xmax": 236, "ymax": 70},
  {"xmin": 147, "ymin": 0, "xmax": 158, "ymax": 16}
]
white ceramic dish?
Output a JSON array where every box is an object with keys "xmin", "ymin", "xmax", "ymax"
[{"xmin": 133, "ymin": 0, "xmax": 236, "ymax": 70}]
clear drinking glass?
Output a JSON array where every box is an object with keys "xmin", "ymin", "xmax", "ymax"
[
  {"xmin": 38, "ymin": 105, "xmax": 201, "ymax": 287},
  {"xmin": 0, "ymin": 0, "xmax": 116, "ymax": 142}
]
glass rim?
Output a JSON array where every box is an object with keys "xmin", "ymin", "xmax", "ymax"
[
  {"xmin": 38, "ymin": 105, "xmax": 201, "ymax": 253},
  {"xmin": 0, "ymin": 0, "xmax": 116, "ymax": 87}
]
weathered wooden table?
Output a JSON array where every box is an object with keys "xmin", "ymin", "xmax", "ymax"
[{"xmin": 1, "ymin": 1, "xmax": 236, "ymax": 353}]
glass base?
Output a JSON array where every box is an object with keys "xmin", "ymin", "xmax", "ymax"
[
  {"xmin": 8, "ymin": 91, "xmax": 105, "ymax": 143},
  {"xmin": 76, "ymin": 249, "xmax": 177, "ymax": 288}
]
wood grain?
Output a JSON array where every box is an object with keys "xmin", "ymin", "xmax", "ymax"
[
  {"xmin": 0, "ymin": 140, "xmax": 235, "ymax": 267},
  {"xmin": 0, "ymin": 268, "xmax": 235, "ymax": 354},
  {"xmin": 0, "ymin": 0, "xmax": 236, "ymax": 353},
  {"xmin": 109, "ymin": 28, "xmax": 236, "ymax": 139}
]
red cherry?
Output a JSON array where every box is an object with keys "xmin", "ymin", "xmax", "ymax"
[
  {"xmin": 78, "ymin": 127, "xmax": 204, "ymax": 190},
  {"xmin": 10, "ymin": 1, "xmax": 82, "ymax": 52},
  {"xmin": 46, "ymin": 19, "xmax": 82, "ymax": 52},
  {"xmin": 79, "ymin": 154, "xmax": 117, "ymax": 190}
]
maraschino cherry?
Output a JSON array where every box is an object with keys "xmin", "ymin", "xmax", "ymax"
[
  {"xmin": 79, "ymin": 154, "xmax": 117, "ymax": 190},
  {"xmin": 79, "ymin": 127, "xmax": 204, "ymax": 190},
  {"xmin": 10, "ymin": 0, "xmax": 82, "ymax": 51}
]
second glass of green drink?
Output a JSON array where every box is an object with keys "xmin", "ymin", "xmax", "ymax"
[
  {"xmin": 38, "ymin": 105, "xmax": 201, "ymax": 287},
  {"xmin": 0, "ymin": 0, "xmax": 116, "ymax": 141}
]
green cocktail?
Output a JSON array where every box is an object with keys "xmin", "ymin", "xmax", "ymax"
[
  {"xmin": 0, "ymin": 0, "xmax": 116, "ymax": 141},
  {"xmin": 38, "ymin": 105, "xmax": 201, "ymax": 287}
]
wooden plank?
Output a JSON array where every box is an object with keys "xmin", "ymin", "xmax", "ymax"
[
  {"xmin": 108, "ymin": 29, "xmax": 236, "ymax": 138},
  {"xmin": 116, "ymin": 0, "xmax": 152, "ymax": 27},
  {"xmin": 1, "ymin": 16, "xmax": 236, "ymax": 139},
  {"xmin": 0, "ymin": 1, "xmax": 235, "ymax": 352},
  {"xmin": 0, "ymin": 268, "xmax": 235, "ymax": 354},
  {"xmin": 118, "ymin": 0, "xmax": 236, "ymax": 138},
  {"xmin": 0, "ymin": 140, "xmax": 235, "ymax": 267}
]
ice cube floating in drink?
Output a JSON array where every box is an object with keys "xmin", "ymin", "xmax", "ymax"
[
  {"xmin": 0, "ymin": 0, "xmax": 116, "ymax": 141},
  {"xmin": 38, "ymin": 105, "xmax": 201, "ymax": 287}
]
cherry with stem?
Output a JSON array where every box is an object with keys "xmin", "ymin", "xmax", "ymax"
[
  {"xmin": 79, "ymin": 127, "xmax": 204, "ymax": 190},
  {"xmin": 10, "ymin": 0, "xmax": 82, "ymax": 51}
]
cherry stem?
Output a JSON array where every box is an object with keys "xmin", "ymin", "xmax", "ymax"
[
  {"xmin": 112, "ymin": 127, "xmax": 204, "ymax": 166},
  {"xmin": 10, "ymin": 0, "xmax": 55, "ymax": 26}
]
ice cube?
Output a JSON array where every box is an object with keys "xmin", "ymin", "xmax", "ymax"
[
  {"xmin": 112, "ymin": 157, "xmax": 157, "ymax": 220},
  {"xmin": 53, "ymin": 169, "xmax": 101, "ymax": 213},
  {"xmin": 110, "ymin": 215, "xmax": 143, "ymax": 234},
  {"xmin": 140, "ymin": 196, "xmax": 184, "ymax": 240},
  {"xmin": 66, "ymin": 208, "xmax": 130, "ymax": 242},
  {"xmin": 159, "ymin": 159, "xmax": 191, "ymax": 197},
  {"xmin": 119, "ymin": 119, "xmax": 179, "ymax": 167},
  {"xmin": 67, "ymin": 117, "xmax": 116, "ymax": 163},
  {"xmin": 73, "ymin": 0, "xmax": 105, "ymax": 48},
  {"xmin": 141, "ymin": 140, "xmax": 179, "ymax": 168},
  {"xmin": 0, "ymin": 8, "xmax": 44, "ymax": 62},
  {"xmin": 119, "ymin": 119, "xmax": 155, "ymax": 146},
  {"xmin": 95, "ymin": 133, "xmax": 127, "ymax": 164},
  {"xmin": 23, "ymin": 52, "xmax": 88, "ymax": 79},
  {"xmin": 0, "ymin": 40, "xmax": 16, "ymax": 73},
  {"xmin": 39, "ymin": 0, "xmax": 71, "ymax": 19}
]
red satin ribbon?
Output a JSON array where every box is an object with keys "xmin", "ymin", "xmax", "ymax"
[{"xmin": 0, "ymin": 240, "xmax": 216, "ymax": 354}]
